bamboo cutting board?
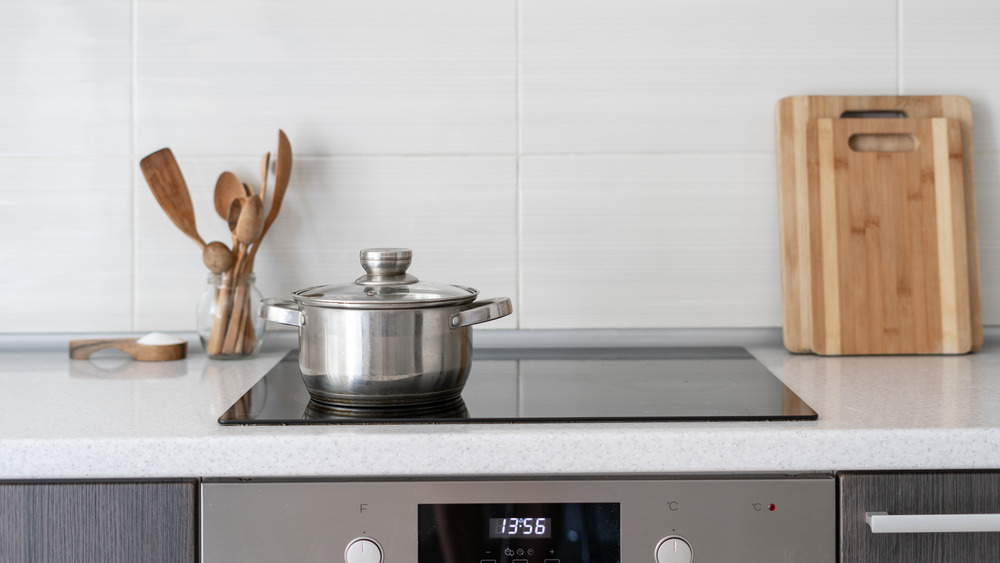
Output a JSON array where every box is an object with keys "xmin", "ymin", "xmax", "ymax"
[
  {"xmin": 775, "ymin": 95, "xmax": 981, "ymax": 353},
  {"xmin": 807, "ymin": 117, "xmax": 971, "ymax": 355}
]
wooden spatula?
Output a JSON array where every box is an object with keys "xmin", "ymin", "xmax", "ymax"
[{"xmin": 140, "ymin": 148, "xmax": 206, "ymax": 249}]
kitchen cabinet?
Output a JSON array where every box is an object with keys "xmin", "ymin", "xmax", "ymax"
[
  {"xmin": 839, "ymin": 471, "xmax": 1000, "ymax": 562},
  {"xmin": 0, "ymin": 480, "xmax": 196, "ymax": 563}
]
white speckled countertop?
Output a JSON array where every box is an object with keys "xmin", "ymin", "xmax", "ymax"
[{"xmin": 2, "ymin": 329, "xmax": 1000, "ymax": 479}]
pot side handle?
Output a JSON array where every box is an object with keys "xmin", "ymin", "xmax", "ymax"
[
  {"xmin": 259, "ymin": 298, "xmax": 305, "ymax": 327},
  {"xmin": 450, "ymin": 297, "xmax": 512, "ymax": 328}
]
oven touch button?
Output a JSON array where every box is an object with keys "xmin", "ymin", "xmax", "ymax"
[
  {"xmin": 655, "ymin": 536, "xmax": 693, "ymax": 563},
  {"xmin": 344, "ymin": 537, "xmax": 383, "ymax": 563}
]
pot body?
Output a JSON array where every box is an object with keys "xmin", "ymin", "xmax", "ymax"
[
  {"xmin": 300, "ymin": 305, "xmax": 472, "ymax": 406},
  {"xmin": 260, "ymin": 297, "xmax": 511, "ymax": 407}
]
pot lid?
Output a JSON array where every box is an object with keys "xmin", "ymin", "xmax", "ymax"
[{"xmin": 291, "ymin": 248, "xmax": 479, "ymax": 309}]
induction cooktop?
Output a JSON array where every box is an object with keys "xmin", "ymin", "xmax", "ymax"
[{"xmin": 219, "ymin": 347, "xmax": 817, "ymax": 424}]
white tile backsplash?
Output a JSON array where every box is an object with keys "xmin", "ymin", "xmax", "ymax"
[
  {"xmin": 0, "ymin": 158, "xmax": 133, "ymax": 332},
  {"xmin": 520, "ymin": 154, "xmax": 782, "ymax": 328},
  {"xmin": 135, "ymin": 0, "xmax": 517, "ymax": 156},
  {"xmin": 4, "ymin": 0, "xmax": 1000, "ymax": 334},
  {"xmin": 0, "ymin": 0, "xmax": 131, "ymax": 157}
]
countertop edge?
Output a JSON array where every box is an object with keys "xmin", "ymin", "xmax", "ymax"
[{"xmin": 3, "ymin": 427, "xmax": 1000, "ymax": 479}]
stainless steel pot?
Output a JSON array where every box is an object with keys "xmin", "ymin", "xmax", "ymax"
[{"xmin": 258, "ymin": 248, "xmax": 512, "ymax": 407}]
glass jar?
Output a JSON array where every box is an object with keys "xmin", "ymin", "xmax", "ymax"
[{"xmin": 197, "ymin": 273, "xmax": 265, "ymax": 360}]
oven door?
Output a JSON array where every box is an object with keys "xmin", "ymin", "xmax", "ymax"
[{"xmin": 840, "ymin": 471, "xmax": 1000, "ymax": 562}]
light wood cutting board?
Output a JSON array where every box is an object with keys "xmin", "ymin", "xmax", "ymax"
[
  {"xmin": 807, "ymin": 117, "xmax": 971, "ymax": 355},
  {"xmin": 775, "ymin": 95, "xmax": 981, "ymax": 353}
]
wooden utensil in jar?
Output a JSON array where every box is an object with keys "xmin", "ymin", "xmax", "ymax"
[
  {"xmin": 214, "ymin": 171, "xmax": 246, "ymax": 221},
  {"xmin": 140, "ymin": 148, "xmax": 206, "ymax": 249},
  {"xmin": 246, "ymin": 130, "xmax": 292, "ymax": 271},
  {"xmin": 222, "ymin": 194, "xmax": 265, "ymax": 354}
]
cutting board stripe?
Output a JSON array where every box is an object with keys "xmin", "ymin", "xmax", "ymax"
[
  {"xmin": 932, "ymin": 118, "xmax": 972, "ymax": 354},
  {"xmin": 817, "ymin": 119, "xmax": 841, "ymax": 354},
  {"xmin": 793, "ymin": 96, "xmax": 813, "ymax": 348},
  {"xmin": 933, "ymin": 118, "xmax": 960, "ymax": 352}
]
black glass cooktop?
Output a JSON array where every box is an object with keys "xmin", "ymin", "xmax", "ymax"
[{"xmin": 219, "ymin": 347, "xmax": 817, "ymax": 425}]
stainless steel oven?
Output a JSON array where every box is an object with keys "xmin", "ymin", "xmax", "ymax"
[{"xmin": 201, "ymin": 475, "xmax": 836, "ymax": 562}]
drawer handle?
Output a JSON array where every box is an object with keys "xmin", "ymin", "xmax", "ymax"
[{"xmin": 866, "ymin": 512, "xmax": 1000, "ymax": 534}]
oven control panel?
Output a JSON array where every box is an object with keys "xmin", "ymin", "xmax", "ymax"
[{"xmin": 202, "ymin": 476, "xmax": 835, "ymax": 562}]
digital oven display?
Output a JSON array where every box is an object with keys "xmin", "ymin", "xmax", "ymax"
[
  {"xmin": 488, "ymin": 516, "xmax": 552, "ymax": 539},
  {"xmin": 417, "ymin": 502, "xmax": 620, "ymax": 563}
]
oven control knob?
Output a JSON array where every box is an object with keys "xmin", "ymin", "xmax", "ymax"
[
  {"xmin": 344, "ymin": 537, "xmax": 383, "ymax": 563},
  {"xmin": 655, "ymin": 536, "xmax": 693, "ymax": 563}
]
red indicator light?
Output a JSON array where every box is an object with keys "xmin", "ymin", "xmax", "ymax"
[{"xmin": 768, "ymin": 504, "xmax": 777, "ymax": 511}]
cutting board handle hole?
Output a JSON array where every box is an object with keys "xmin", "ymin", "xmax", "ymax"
[
  {"xmin": 848, "ymin": 133, "xmax": 918, "ymax": 152},
  {"xmin": 840, "ymin": 110, "xmax": 907, "ymax": 119}
]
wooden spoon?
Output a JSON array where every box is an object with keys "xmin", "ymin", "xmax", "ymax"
[
  {"xmin": 214, "ymin": 172, "xmax": 245, "ymax": 221},
  {"xmin": 222, "ymin": 195, "xmax": 244, "ymax": 262},
  {"xmin": 235, "ymin": 194, "xmax": 265, "ymax": 245},
  {"xmin": 139, "ymin": 148, "xmax": 205, "ymax": 249},
  {"xmin": 69, "ymin": 336, "xmax": 187, "ymax": 362},
  {"xmin": 227, "ymin": 196, "xmax": 245, "ymax": 233},
  {"xmin": 202, "ymin": 241, "xmax": 235, "ymax": 274}
]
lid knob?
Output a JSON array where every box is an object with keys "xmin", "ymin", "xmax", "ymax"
[
  {"xmin": 360, "ymin": 248, "xmax": 412, "ymax": 276},
  {"xmin": 356, "ymin": 248, "xmax": 419, "ymax": 286}
]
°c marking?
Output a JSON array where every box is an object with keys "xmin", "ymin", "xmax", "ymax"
[
  {"xmin": 667, "ymin": 501, "xmax": 679, "ymax": 511},
  {"xmin": 752, "ymin": 503, "xmax": 762, "ymax": 511}
]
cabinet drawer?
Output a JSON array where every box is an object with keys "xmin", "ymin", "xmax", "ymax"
[
  {"xmin": 0, "ymin": 480, "xmax": 197, "ymax": 563},
  {"xmin": 840, "ymin": 471, "xmax": 1000, "ymax": 562}
]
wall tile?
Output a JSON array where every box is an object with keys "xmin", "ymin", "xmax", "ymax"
[
  {"xmin": 901, "ymin": 0, "xmax": 1000, "ymax": 152},
  {"xmin": 135, "ymin": 0, "xmax": 517, "ymax": 157},
  {"xmin": 0, "ymin": 158, "xmax": 133, "ymax": 332},
  {"xmin": 520, "ymin": 154, "xmax": 781, "ymax": 328},
  {"xmin": 135, "ymin": 154, "xmax": 518, "ymax": 331},
  {"xmin": 520, "ymin": 0, "xmax": 898, "ymax": 154},
  {"xmin": 0, "ymin": 1, "xmax": 131, "ymax": 157}
]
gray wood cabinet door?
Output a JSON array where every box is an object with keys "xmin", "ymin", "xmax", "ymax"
[
  {"xmin": 0, "ymin": 480, "xmax": 196, "ymax": 563},
  {"xmin": 840, "ymin": 471, "xmax": 1000, "ymax": 562}
]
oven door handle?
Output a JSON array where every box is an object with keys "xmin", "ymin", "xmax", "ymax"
[{"xmin": 866, "ymin": 511, "xmax": 1000, "ymax": 534}]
